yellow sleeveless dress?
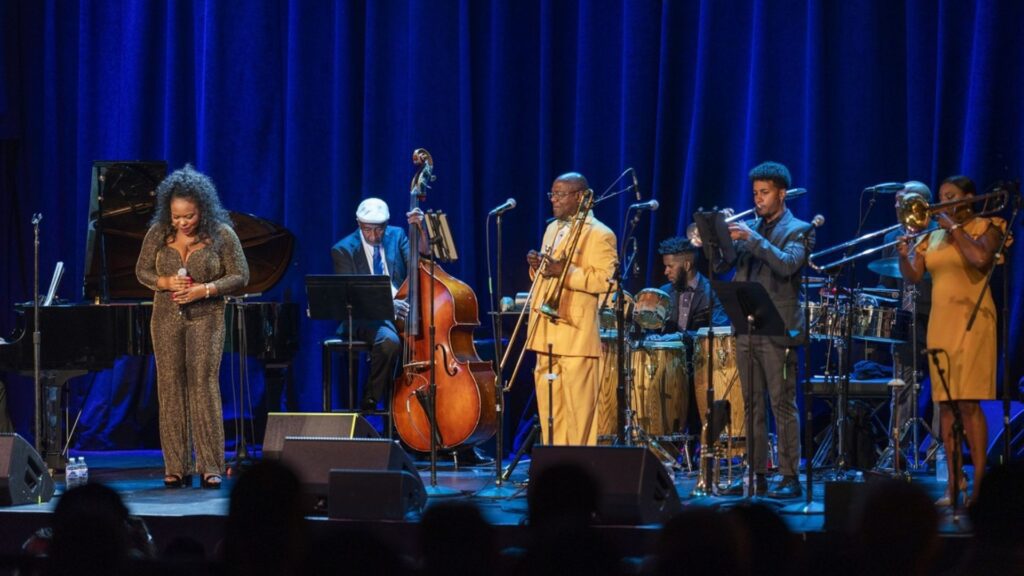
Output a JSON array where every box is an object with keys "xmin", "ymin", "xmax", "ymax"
[{"xmin": 915, "ymin": 217, "xmax": 1007, "ymax": 401}]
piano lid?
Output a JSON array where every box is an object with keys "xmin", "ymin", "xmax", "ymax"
[{"xmin": 83, "ymin": 161, "xmax": 295, "ymax": 300}]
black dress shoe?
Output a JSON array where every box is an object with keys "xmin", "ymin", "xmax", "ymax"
[
  {"xmin": 721, "ymin": 473, "xmax": 767, "ymax": 496},
  {"xmin": 766, "ymin": 476, "xmax": 802, "ymax": 499}
]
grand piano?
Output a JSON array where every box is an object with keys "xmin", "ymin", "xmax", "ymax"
[{"xmin": 0, "ymin": 161, "xmax": 299, "ymax": 468}]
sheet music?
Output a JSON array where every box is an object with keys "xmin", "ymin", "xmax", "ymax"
[{"xmin": 44, "ymin": 261, "xmax": 64, "ymax": 306}]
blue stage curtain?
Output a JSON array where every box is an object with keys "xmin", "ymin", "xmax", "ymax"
[{"xmin": 1, "ymin": 0, "xmax": 1021, "ymax": 448}]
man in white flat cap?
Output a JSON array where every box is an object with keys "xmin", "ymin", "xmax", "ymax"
[{"xmin": 331, "ymin": 198, "xmax": 422, "ymax": 411}]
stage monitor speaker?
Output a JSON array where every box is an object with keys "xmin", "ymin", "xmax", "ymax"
[
  {"xmin": 0, "ymin": 434, "xmax": 56, "ymax": 506},
  {"xmin": 529, "ymin": 445, "xmax": 682, "ymax": 524},
  {"xmin": 824, "ymin": 480, "xmax": 870, "ymax": 532},
  {"xmin": 263, "ymin": 412, "xmax": 378, "ymax": 460},
  {"xmin": 280, "ymin": 437, "xmax": 425, "ymax": 517}
]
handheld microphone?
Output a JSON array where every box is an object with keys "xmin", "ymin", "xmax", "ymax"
[
  {"xmin": 629, "ymin": 199, "xmax": 659, "ymax": 212},
  {"xmin": 866, "ymin": 182, "xmax": 905, "ymax": 193},
  {"xmin": 631, "ymin": 169, "xmax": 641, "ymax": 200},
  {"xmin": 488, "ymin": 198, "xmax": 517, "ymax": 216}
]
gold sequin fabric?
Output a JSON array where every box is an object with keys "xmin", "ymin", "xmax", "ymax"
[{"xmin": 136, "ymin": 223, "xmax": 249, "ymax": 478}]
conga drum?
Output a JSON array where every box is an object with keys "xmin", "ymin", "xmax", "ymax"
[
  {"xmin": 596, "ymin": 331, "xmax": 621, "ymax": 443},
  {"xmin": 630, "ymin": 339, "xmax": 688, "ymax": 436},
  {"xmin": 692, "ymin": 327, "xmax": 745, "ymax": 455}
]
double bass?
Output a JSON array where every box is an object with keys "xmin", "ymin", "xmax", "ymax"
[{"xmin": 392, "ymin": 149, "xmax": 497, "ymax": 452}]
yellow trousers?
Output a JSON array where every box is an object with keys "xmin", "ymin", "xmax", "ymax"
[{"xmin": 533, "ymin": 354, "xmax": 600, "ymax": 446}]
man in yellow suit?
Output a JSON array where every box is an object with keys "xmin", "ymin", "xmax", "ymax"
[{"xmin": 525, "ymin": 172, "xmax": 618, "ymax": 445}]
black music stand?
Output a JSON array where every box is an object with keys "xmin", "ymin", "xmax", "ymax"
[
  {"xmin": 690, "ymin": 210, "xmax": 735, "ymax": 495},
  {"xmin": 711, "ymin": 280, "xmax": 786, "ymax": 498},
  {"xmin": 305, "ymin": 274, "xmax": 394, "ymax": 418}
]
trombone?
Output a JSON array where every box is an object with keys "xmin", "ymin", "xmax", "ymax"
[
  {"xmin": 811, "ymin": 188, "xmax": 1010, "ymax": 271},
  {"xmin": 687, "ymin": 188, "xmax": 807, "ymax": 247},
  {"xmin": 499, "ymin": 188, "xmax": 595, "ymax": 390}
]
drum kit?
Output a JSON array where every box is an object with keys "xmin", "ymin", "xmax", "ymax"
[{"xmin": 804, "ymin": 256, "xmax": 922, "ymax": 477}]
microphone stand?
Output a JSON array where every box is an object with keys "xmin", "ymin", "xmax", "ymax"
[
  {"xmin": 31, "ymin": 214, "xmax": 43, "ymax": 457},
  {"xmin": 423, "ymin": 225, "xmax": 458, "ymax": 498},
  {"xmin": 928, "ymin": 349, "xmax": 964, "ymax": 519},
  {"xmin": 616, "ymin": 207, "xmax": 645, "ymax": 447},
  {"xmin": 478, "ymin": 212, "xmax": 517, "ymax": 498},
  {"xmin": 227, "ymin": 294, "xmax": 256, "ymax": 474},
  {"xmin": 962, "ymin": 187, "xmax": 1019, "ymax": 466},
  {"xmin": 784, "ymin": 231, "xmax": 824, "ymax": 513}
]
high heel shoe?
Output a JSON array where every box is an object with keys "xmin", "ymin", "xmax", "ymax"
[
  {"xmin": 935, "ymin": 474, "xmax": 969, "ymax": 506},
  {"xmin": 164, "ymin": 474, "xmax": 192, "ymax": 488},
  {"xmin": 200, "ymin": 474, "xmax": 222, "ymax": 489}
]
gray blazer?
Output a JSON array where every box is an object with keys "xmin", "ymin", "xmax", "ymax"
[{"xmin": 716, "ymin": 209, "xmax": 814, "ymax": 346}]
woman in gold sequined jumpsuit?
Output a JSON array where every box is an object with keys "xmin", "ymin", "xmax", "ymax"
[{"xmin": 135, "ymin": 165, "xmax": 249, "ymax": 489}]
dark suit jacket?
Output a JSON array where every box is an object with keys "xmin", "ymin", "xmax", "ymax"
[
  {"xmin": 716, "ymin": 209, "xmax": 814, "ymax": 346},
  {"xmin": 330, "ymin": 226, "xmax": 410, "ymax": 334},
  {"xmin": 659, "ymin": 273, "xmax": 729, "ymax": 333}
]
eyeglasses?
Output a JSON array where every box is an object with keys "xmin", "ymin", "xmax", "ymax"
[
  {"xmin": 358, "ymin": 223, "xmax": 386, "ymax": 233},
  {"xmin": 547, "ymin": 189, "xmax": 583, "ymax": 200}
]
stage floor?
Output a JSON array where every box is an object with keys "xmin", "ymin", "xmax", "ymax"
[{"xmin": 0, "ymin": 449, "xmax": 976, "ymax": 561}]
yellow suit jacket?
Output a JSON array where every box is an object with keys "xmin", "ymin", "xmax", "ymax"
[{"xmin": 526, "ymin": 212, "xmax": 618, "ymax": 358}]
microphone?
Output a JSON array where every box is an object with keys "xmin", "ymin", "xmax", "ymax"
[
  {"xmin": 631, "ymin": 169, "xmax": 641, "ymax": 200},
  {"xmin": 865, "ymin": 182, "xmax": 905, "ymax": 193},
  {"xmin": 786, "ymin": 187, "xmax": 808, "ymax": 199},
  {"xmin": 488, "ymin": 198, "xmax": 517, "ymax": 216},
  {"xmin": 31, "ymin": 213, "xmax": 43, "ymax": 225},
  {"xmin": 629, "ymin": 199, "xmax": 659, "ymax": 212},
  {"xmin": 811, "ymin": 214, "xmax": 825, "ymax": 228}
]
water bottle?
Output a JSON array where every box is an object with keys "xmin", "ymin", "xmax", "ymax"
[
  {"xmin": 65, "ymin": 458, "xmax": 80, "ymax": 489},
  {"xmin": 935, "ymin": 446, "xmax": 947, "ymax": 483},
  {"xmin": 78, "ymin": 457, "xmax": 89, "ymax": 486}
]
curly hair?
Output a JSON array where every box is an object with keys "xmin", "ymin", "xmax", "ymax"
[
  {"xmin": 748, "ymin": 161, "xmax": 792, "ymax": 190},
  {"xmin": 149, "ymin": 164, "xmax": 233, "ymax": 247},
  {"xmin": 658, "ymin": 236, "xmax": 698, "ymax": 256}
]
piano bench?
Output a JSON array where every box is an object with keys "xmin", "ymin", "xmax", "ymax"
[{"xmin": 321, "ymin": 338, "xmax": 372, "ymax": 412}]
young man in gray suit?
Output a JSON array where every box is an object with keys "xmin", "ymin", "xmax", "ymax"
[{"xmin": 719, "ymin": 161, "xmax": 815, "ymax": 498}]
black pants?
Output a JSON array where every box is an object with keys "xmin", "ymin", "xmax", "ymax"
[{"xmin": 737, "ymin": 335, "xmax": 800, "ymax": 477}]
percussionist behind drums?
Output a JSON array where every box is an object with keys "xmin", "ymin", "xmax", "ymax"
[{"xmin": 646, "ymin": 236, "xmax": 729, "ymax": 433}]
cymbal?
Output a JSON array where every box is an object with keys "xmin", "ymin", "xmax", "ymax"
[{"xmin": 867, "ymin": 257, "xmax": 902, "ymax": 279}]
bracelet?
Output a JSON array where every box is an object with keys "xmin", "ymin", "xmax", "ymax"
[{"xmin": 205, "ymin": 283, "xmax": 212, "ymax": 298}]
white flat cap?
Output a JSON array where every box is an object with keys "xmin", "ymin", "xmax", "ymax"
[{"xmin": 356, "ymin": 198, "xmax": 390, "ymax": 224}]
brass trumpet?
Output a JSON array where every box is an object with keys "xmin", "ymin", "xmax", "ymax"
[
  {"xmin": 687, "ymin": 188, "xmax": 807, "ymax": 247},
  {"xmin": 811, "ymin": 187, "xmax": 1010, "ymax": 271}
]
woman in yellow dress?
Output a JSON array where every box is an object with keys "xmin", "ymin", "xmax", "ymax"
[{"xmin": 897, "ymin": 175, "xmax": 1008, "ymax": 505}]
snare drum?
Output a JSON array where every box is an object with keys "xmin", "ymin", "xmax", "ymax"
[
  {"xmin": 634, "ymin": 288, "xmax": 671, "ymax": 331},
  {"xmin": 596, "ymin": 337, "xmax": 688, "ymax": 441},
  {"xmin": 692, "ymin": 329, "xmax": 745, "ymax": 453},
  {"xmin": 852, "ymin": 306, "xmax": 910, "ymax": 343}
]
